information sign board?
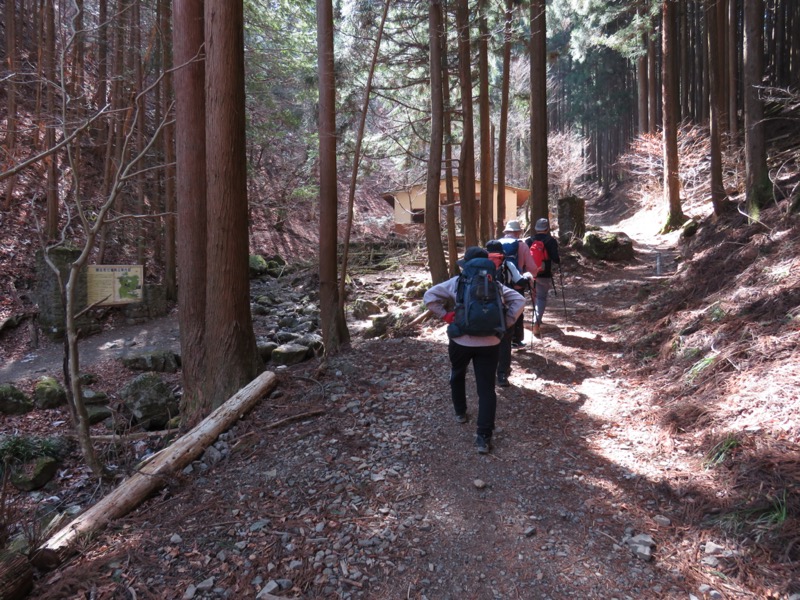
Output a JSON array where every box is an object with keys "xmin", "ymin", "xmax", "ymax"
[{"xmin": 87, "ymin": 265, "xmax": 144, "ymax": 306}]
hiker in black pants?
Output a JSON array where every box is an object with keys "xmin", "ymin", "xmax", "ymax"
[
  {"xmin": 423, "ymin": 247, "xmax": 525, "ymax": 455},
  {"xmin": 494, "ymin": 220, "xmax": 538, "ymax": 387},
  {"xmin": 525, "ymin": 218, "xmax": 561, "ymax": 338}
]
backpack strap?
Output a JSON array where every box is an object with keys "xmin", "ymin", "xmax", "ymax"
[{"xmin": 491, "ymin": 279, "xmax": 507, "ymax": 338}]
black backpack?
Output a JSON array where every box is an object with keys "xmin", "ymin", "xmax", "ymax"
[{"xmin": 447, "ymin": 257, "xmax": 506, "ymax": 338}]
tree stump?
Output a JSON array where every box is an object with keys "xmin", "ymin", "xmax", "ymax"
[{"xmin": 557, "ymin": 195, "xmax": 586, "ymax": 244}]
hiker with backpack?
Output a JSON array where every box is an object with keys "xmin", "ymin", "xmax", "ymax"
[
  {"xmin": 525, "ymin": 218, "xmax": 561, "ymax": 338},
  {"xmin": 492, "ymin": 219, "xmax": 541, "ymax": 387},
  {"xmin": 423, "ymin": 246, "xmax": 525, "ymax": 454}
]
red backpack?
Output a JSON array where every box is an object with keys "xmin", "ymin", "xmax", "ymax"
[{"xmin": 529, "ymin": 239, "xmax": 548, "ymax": 274}]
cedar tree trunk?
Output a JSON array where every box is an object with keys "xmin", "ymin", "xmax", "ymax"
[{"xmin": 203, "ymin": 0, "xmax": 262, "ymax": 407}]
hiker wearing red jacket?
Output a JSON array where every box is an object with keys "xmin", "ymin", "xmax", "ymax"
[
  {"xmin": 493, "ymin": 220, "xmax": 539, "ymax": 386},
  {"xmin": 525, "ymin": 218, "xmax": 561, "ymax": 338}
]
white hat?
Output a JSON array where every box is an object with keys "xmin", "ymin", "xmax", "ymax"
[{"xmin": 503, "ymin": 220, "xmax": 523, "ymax": 233}]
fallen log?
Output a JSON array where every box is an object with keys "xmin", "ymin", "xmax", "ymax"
[
  {"xmin": 32, "ymin": 370, "xmax": 278, "ymax": 569},
  {"xmin": 408, "ymin": 309, "xmax": 433, "ymax": 327},
  {"xmin": 79, "ymin": 429, "xmax": 179, "ymax": 443},
  {"xmin": 0, "ymin": 312, "xmax": 32, "ymax": 335}
]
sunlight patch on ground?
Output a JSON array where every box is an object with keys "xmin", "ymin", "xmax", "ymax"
[
  {"xmin": 574, "ymin": 377, "xmax": 642, "ymax": 419},
  {"xmin": 575, "ymin": 376, "xmax": 697, "ymax": 482},
  {"xmin": 552, "ymin": 329, "xmax": 604, "ymax": 344},
  {"xmin": 615, "ymin": 205, "xmax": 671, "ymax": 245},
  {"xmin": 722, "ymin": 359, "xmax": 800, "ymax": 443},
  {"xmin": 613, "ymin": 191, "xmax": 714, "ymax": 249}
]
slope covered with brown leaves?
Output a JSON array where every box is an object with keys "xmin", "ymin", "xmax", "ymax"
[
  {"xmin": 2, "ymin": 105, "xmax": 799, "ymax": 598},
  {"xmin": 623, "ymin": 201, "xmax": 800, "ymax": 588}
]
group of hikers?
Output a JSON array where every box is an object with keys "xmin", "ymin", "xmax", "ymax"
[{"xmin": 423, "ymin": 218, "xmax": 561, "ymax": 455}]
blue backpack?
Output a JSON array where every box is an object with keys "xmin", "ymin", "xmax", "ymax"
[
  {"xmin": 447, "ymin": 257, "xmax": 506, "ymax": 338},
  {"xmin": 500, "ymin": 239, "xmax": 522, "ymax": 275}
]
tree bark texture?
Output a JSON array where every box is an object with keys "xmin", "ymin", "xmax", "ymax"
[
  {"xmin": 101, "ymin": 0, "xmax": 127, "ymax": 203},
  {"xmin": 3, "ymin": 0, "xmax": 18, "ymax": 210},
  {"xmin": 67, "ymin": 0, "xmax": 86, "ymax": 239},
  {"xmin": 95, "ymin": 0, "xmax": 109, "ymax": 148},
  {"xmin": 637, "ymin": 22, "xmax": 648, "ymax": 135},
  {"xmin": 204, "ymin": 0, "xmax": 262, "ymax": 408},
  {"xmin": 33, "ymin": 0, "xmax": 44, "ymax": 127},
  {"xmin": 700, "ymin": 0, "xmax": 709, "ymax": 123},
  {"xmin": 134, "ymin": 0, "xmax": 147, "ymax": 267},
  {"xmin": 441, "ymin": 20, "xmax": 458, "ymax": 276},
  {"xmin": 715, "ymin": 0, "xmax": 728, "ymax": 127},
  {"xmin": 661, "ymin": 0, "xmax": 685, "ymax": 232},
  {"xmin": 425, "ymin": 0, "xmax": 448, "ymax": 284},
  {"xmin": 174, "ymin": 0, "xmax": 209, "ymax": 422},
  {"xmin": 743, "ymin": 0, "xmax": 770, "ymax": 213},
  {"xmin": 456, "ymin": 0, "xmax": 478, "ymax": 247},
  {"xmin": 162, "ymin": 0, "xmax": 178, "ymax": 302},
  {"xmin": 204, "ymin": 0, "xmax": 262, "ymax": 407},
  {"xmin": 478, "ymin": 0, "xmax": 492, "ymax": 243},
  {"xmin": 496, "ymin": 0, "xmax": 513, "ymax": 237},
  {"xmin": 679, "ymin": 0, "xmax": 688, "ymax": 122},
  {"xmin": 647, "ymin": 19, "xmax": 658, "ymax": 133},
  {"xmin": 529, "ymin": 0, "xmax": 548, "ymax": 223},
  {"xmin": 792, "ymin": 2, "xmax": 800, "ymax": 87},
  {"xmin": 707, "ymin": 0, "xmax": 726, "ymax": 214},
  {"xmin": 44, "ymin": 0, "xmax": 59, "ymax": 240},
  {"xmin": 727, "ymin": 0, "xmax": 738, "ymax": 137},
  {"xmin": 317, "ymin": 0, "xmax": 350, "ymax": 354}
]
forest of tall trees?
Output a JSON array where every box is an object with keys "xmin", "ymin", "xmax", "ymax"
[
  {"xmin": 1, "ymin": 0, "xmax": 798, "ymax": 418},
  {"xmin": 2, "ymin": 4, "xmax": 799, "ymax": 596}
]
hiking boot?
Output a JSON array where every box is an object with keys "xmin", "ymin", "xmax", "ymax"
[
  {"xmin": 532, "ymin": 323, "xmax": 542, "ymax": 338},
  {"xmin": 511, "ymin": 340, "xmax": 524, "ymax": 349},
  {"xmin": 474, "ymin": 434, "xmax": 491, "ymax": 454},
  {"xmin": 497, "ymin": 373, "xmax": 510, "ymax": 387},
  {"xmin": 455, "ymin": 412, "xmax": 468, "ymax": 424}
]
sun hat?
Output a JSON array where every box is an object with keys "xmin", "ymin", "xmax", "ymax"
[
  {"xmin": 457, "ymin": 246, "xmax": 489, "ymax": 267},
  {"xmin": 503, "ymin": 220, "xmax": 523, "ymax": 233},
  {"xmin": 534, "ymin": 218, "xmax": 550, "ymax": 232}
]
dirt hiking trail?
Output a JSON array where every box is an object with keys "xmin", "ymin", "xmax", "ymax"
[
  {"xmin": 26, "ymin": 218, "xmax": 740, "ymax": 600},
  {"xmin": 7, "ymin": 194, "xmax": 797, "ymax": 599}
]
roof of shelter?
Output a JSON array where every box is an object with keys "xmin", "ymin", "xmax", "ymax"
[{"xmin": 382, "ymin": 178, "xmax": 530, "ymax": 204}]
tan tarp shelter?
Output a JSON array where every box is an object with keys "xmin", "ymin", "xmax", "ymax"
[{"xmin": 382, "ymin": 178, "xmax": 530, "ymax": 235}]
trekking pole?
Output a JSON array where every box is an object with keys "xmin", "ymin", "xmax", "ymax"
[
  {"xmin": 558, "ymin": 264, "xmax": 567, "ymax": 323},
  {"xmin": 530, "ymin": 279, "xmax": 536, "ymax": 350}
]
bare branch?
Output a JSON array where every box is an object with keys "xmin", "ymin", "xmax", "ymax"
[{"xmin": 0, "ymin": 109, "xmax": 107, "ymax": 183}]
